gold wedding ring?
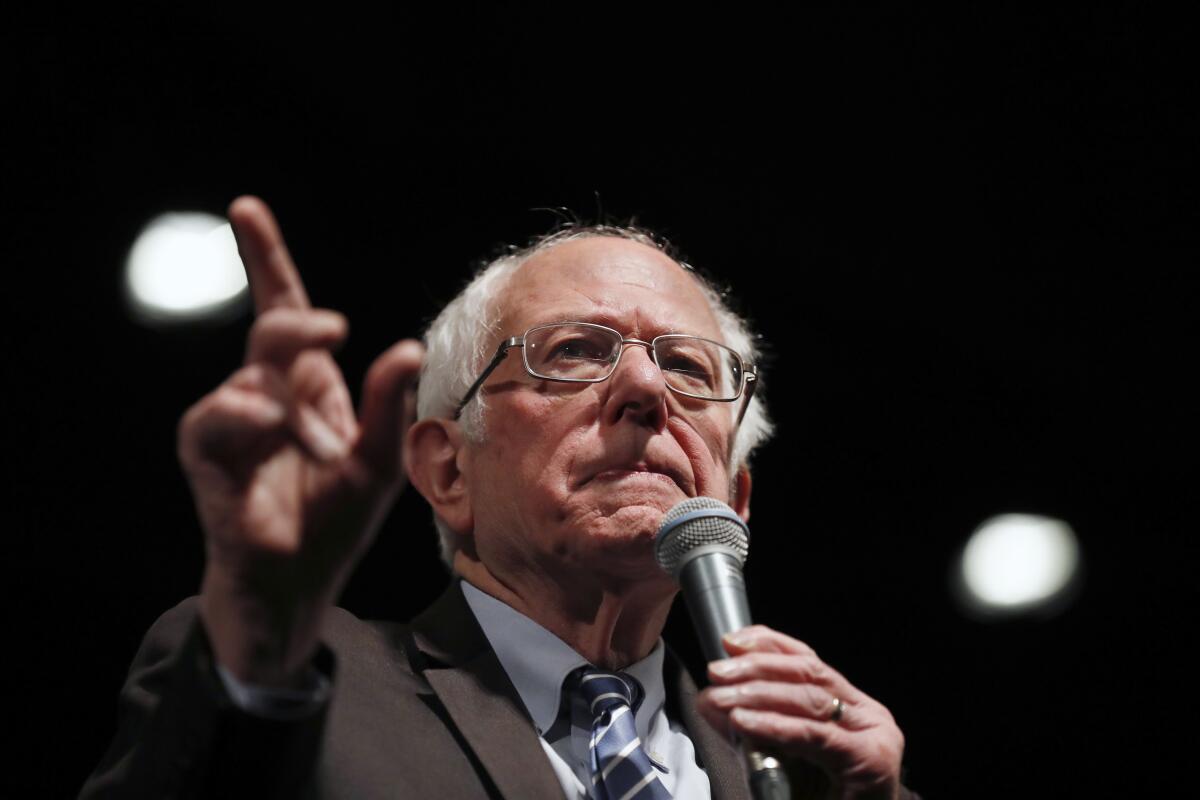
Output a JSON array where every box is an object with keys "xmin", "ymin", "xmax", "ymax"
[{"xmin": 829, "ymin": 697, "xmax": 845, "ymax": 722}]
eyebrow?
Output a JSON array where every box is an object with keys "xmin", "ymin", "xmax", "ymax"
[{"xmin": 529, "ymin": 312, "xmax": 701, "ymax": 339}]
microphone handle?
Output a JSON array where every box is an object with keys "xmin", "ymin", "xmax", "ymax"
[
  {"xmin": 678, "ymin": 550, "xmax": 791, "ymax": 800},
  {"xmin": 746, "ymin": 750, "xmax": 793, "ymax": 800},
  {"xmin": 678, "ymin": 548, "xmax": 752, "ymax": 662}
]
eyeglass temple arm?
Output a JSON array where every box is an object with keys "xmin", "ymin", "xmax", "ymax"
[
  {"xmin": 736, "ymin": 366, "xmax": 758, "ymax": 426},
  {"xmin": 453, "ymin": 336, "xmax": 523, "ymax": 420}
]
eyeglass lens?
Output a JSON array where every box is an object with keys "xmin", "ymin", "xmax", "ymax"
[{"xmin": 523, "ymin": 324, "xmax": 743, "ymax": 400}]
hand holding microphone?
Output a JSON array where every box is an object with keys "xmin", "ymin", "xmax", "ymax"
[{"xmin": 657, "ymin": 498, "xmax": 906, "ymax": 800}]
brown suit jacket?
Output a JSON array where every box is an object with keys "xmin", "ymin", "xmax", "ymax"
[{"xmin": 81, "ymin": 582, "xmax": 752, "ymax": 799}]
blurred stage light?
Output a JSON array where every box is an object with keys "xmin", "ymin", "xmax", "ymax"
[
  {"xmin": 955, "ymin": 513, "xmax": 1081, "ymax": 618},
  {"xmin": 124, "ymin": 212, "xmax": 248, "ymax": 323}
]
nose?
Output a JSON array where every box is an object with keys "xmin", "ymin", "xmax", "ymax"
[{"xmin": 603, "ymin": 340, "xmax": 669, "ymax": 430}]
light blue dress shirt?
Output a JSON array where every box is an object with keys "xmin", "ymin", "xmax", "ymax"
[{"xmin": 461, "ymin": 581, "xmax": 711, "ymax": 800}]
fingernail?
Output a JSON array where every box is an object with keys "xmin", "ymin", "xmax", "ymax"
[
  {"xmin": 254, "ymin": 401, "xmax": 287, "ymax": 427},
  {"xmin": 301, "ymin": 407, "xmax": 349, "ymax": 461},
  {"xmin": 709, "ymin": 659, "xmax": 739, "ymax": 678},
  {"xmin": 312, "ymin": 427, "xmax": 348, "ymax": 461},
  {"xmin": 707, "ymin": 686, "xmax": 739, "ymax": 706},
  {"xmin": 731, "ymin": 708, "xmax": 762, "ymax": 726},
  {"xmin": 725, "ymin": 631, "xmax": 754, "ymax": 648}
]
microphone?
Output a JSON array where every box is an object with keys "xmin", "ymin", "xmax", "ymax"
[{"xmin": 655, "ymin": 497, "xmax": 791, "ymax": 800}]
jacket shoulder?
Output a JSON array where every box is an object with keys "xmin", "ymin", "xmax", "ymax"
[{"xmin": 81, "ymin": 598, "xmax": 426, "ymax": 799}]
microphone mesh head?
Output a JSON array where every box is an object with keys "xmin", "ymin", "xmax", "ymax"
[{"xmin": 655, "ymin": 497, "xmax": 750, "ymax": 577}]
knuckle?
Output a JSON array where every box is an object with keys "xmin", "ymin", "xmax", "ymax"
[
  {"xmin": 762, "ymin": 651, "xmax": 806, "ymax": 677},
  {"xmin": 249, "ymin": 308, "xmax": 286, "ymax": 339},
  {"xmin": 180, "ymin": 390, "xmax": 220, "ymax": 430},
  {"xmin": 801, "ymin": 683, "xmax": 826, "ymax": 711},
  {"xmin": 248, "ymin": 308, "xmax": 303, "ymax": 346},
  {"xmin": 805, "ymin": 658, "xmax": 830, "ymax": 683},
  {"xmin": 176, "ymin": 404, "xmax": 202, "ymax": 453},
  {"xmin": 177, "ymin": 392, "xmax": 230, "ymax": 462},
  {"xmin": 362, "ymin": 350, "xmax": 396, "ymax": 388},
  {"xmin": 178, "ymin": 398, "xmax": 204, "ymax": 431},
  {"xmin": 259, "ymin": 306, "xmax": 299, "ymax": 326},
  {"xmin": 797, "ymin": 721, "xmax": 829, "ymax": 747},
  {"xmin": 363, "ymin": 355, "xmax": 393, "ymax": 395},
  {"xmin": 229, "ymin": 363, "xmax": 265, "ymax": 386},
  {"xmin": 768, "ymin": 654, "xmax": 821, "ymax": 685},
  {"xmin": 208, "ymin": 384, "xmax": 249, "ymax": 413}
]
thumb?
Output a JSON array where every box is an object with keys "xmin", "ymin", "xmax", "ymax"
[{"xmin": 354, "ymin": 339, "xmax": 424, "ymax": 481}]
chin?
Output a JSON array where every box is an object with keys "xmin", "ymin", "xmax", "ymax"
[
  {"xmin": 565, "ymin": 505, "xmax": 667, "ymax": 571},
  {"xmin": 581, "ymin": 480, "xmax": 686, "ymax": 518},
  {"xmin": 589, "ymin": 501, "xmax": 673, "ymax": 538},
  {"xmin": 553, "ymin": 491, "xmax": 684, "ymax": 573}
]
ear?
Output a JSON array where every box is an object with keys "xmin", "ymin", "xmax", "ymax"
[
  {"xmin": 405, "ymin": 418, "xmax": 474, "ymax": 535},
  {"xmin": 731, "ymin": 464, "xmax": 752, "ymax": 523}
]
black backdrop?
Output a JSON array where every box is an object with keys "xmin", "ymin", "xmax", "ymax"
[{"xmin": 6, "ymin": 9, "xmax": 1194, "ymax": 797}]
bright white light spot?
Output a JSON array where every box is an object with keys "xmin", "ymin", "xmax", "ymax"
[
  {"xmin": 958, "ymin": 514, "xmax": 1081, "ymax": 616},
  {"xmin": 125, "ymin": 212, "xmax": 247, "ymax": 321}
]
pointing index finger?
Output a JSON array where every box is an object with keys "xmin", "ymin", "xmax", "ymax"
[{"xmin": 228, "ymin": 195, "xmax": 312, "ymax": 314}]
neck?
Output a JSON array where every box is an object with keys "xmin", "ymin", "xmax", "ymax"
[{"xmin": 455, "ymin": 556, "xmax": 676, "ymax": 669}]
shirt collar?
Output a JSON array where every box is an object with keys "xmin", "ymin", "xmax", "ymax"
[{"xmin": 460, "ymin": 581, "xmax": 667, "ymax": 738}]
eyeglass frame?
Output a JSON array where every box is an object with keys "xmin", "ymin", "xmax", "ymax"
[{"xmin": 452, "ymin": 321, "xmax": 759, "ymax": 424}]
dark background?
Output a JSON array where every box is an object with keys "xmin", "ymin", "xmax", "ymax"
[{"xmin": 6, "ymin": 8, "xmax": 1194, "ymax": 797}]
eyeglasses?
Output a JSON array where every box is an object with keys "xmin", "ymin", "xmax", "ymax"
[{"xmin": 453, "ymin": 321, "xmax": 758, "ymax": 423}]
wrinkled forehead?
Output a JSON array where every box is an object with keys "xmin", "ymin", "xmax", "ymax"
[{"xmin": 495, "ymin": 237, "xmax": 724, "ymax": 341}]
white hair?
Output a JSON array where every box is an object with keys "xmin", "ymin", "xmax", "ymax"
[{"xmin": 417, "ymin": 224, "xmax": 774, "ymax": 567}]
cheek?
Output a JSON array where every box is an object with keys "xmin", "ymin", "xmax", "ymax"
[
  {"xmin": 482, "ymin": 395, "xmax": 588, "ymax": 505},
  {"xmin": 667, "ymin": 414, "xmax": 732, "ymax": 501}
]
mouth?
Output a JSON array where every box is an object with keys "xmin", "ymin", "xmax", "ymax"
[{"xmin": 586, "ymin": 462, "xmax": 689, "ymax": 494}]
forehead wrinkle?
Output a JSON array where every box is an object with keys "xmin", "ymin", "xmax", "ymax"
[{"xmin": 617, "ymin": 278, "xmax": 660, "ymax": 292}]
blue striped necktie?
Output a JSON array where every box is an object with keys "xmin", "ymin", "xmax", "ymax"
[{"xmin": 575, "ymin": 668, "xmax": 672, "ymax": 800}]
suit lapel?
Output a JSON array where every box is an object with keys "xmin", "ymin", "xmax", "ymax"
[
  {"xmin": 665, "ymin": 648, "xmax": 752, "ymax": 800},
  {"xmin": 411, "ymin": 582, "xmax": 565, "ymax": 799},
  {"xmin": 411, "ymin": 581, "xmax": 752, "ymax": 800}
]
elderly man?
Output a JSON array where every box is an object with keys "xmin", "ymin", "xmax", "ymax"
[{"xmin": 83, "ymin": 197, "xmax": 912, "ymax": 799}]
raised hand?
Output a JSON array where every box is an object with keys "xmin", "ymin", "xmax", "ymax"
[
  {"xmin": 696, "ymin": 625, "xmax": 906, "ymax": 800},
  {"xmin": 177, "ymin": 196, "xmax": 423, "ymax": 686}
]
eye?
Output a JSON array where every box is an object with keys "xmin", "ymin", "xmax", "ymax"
[
  {"xmin": 549, "ymin": 336, "xmax": 611, "ymax": 362},
  {"xmin": 660, "ymin": 354, "xmax": 714, "ymax": 385}
]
